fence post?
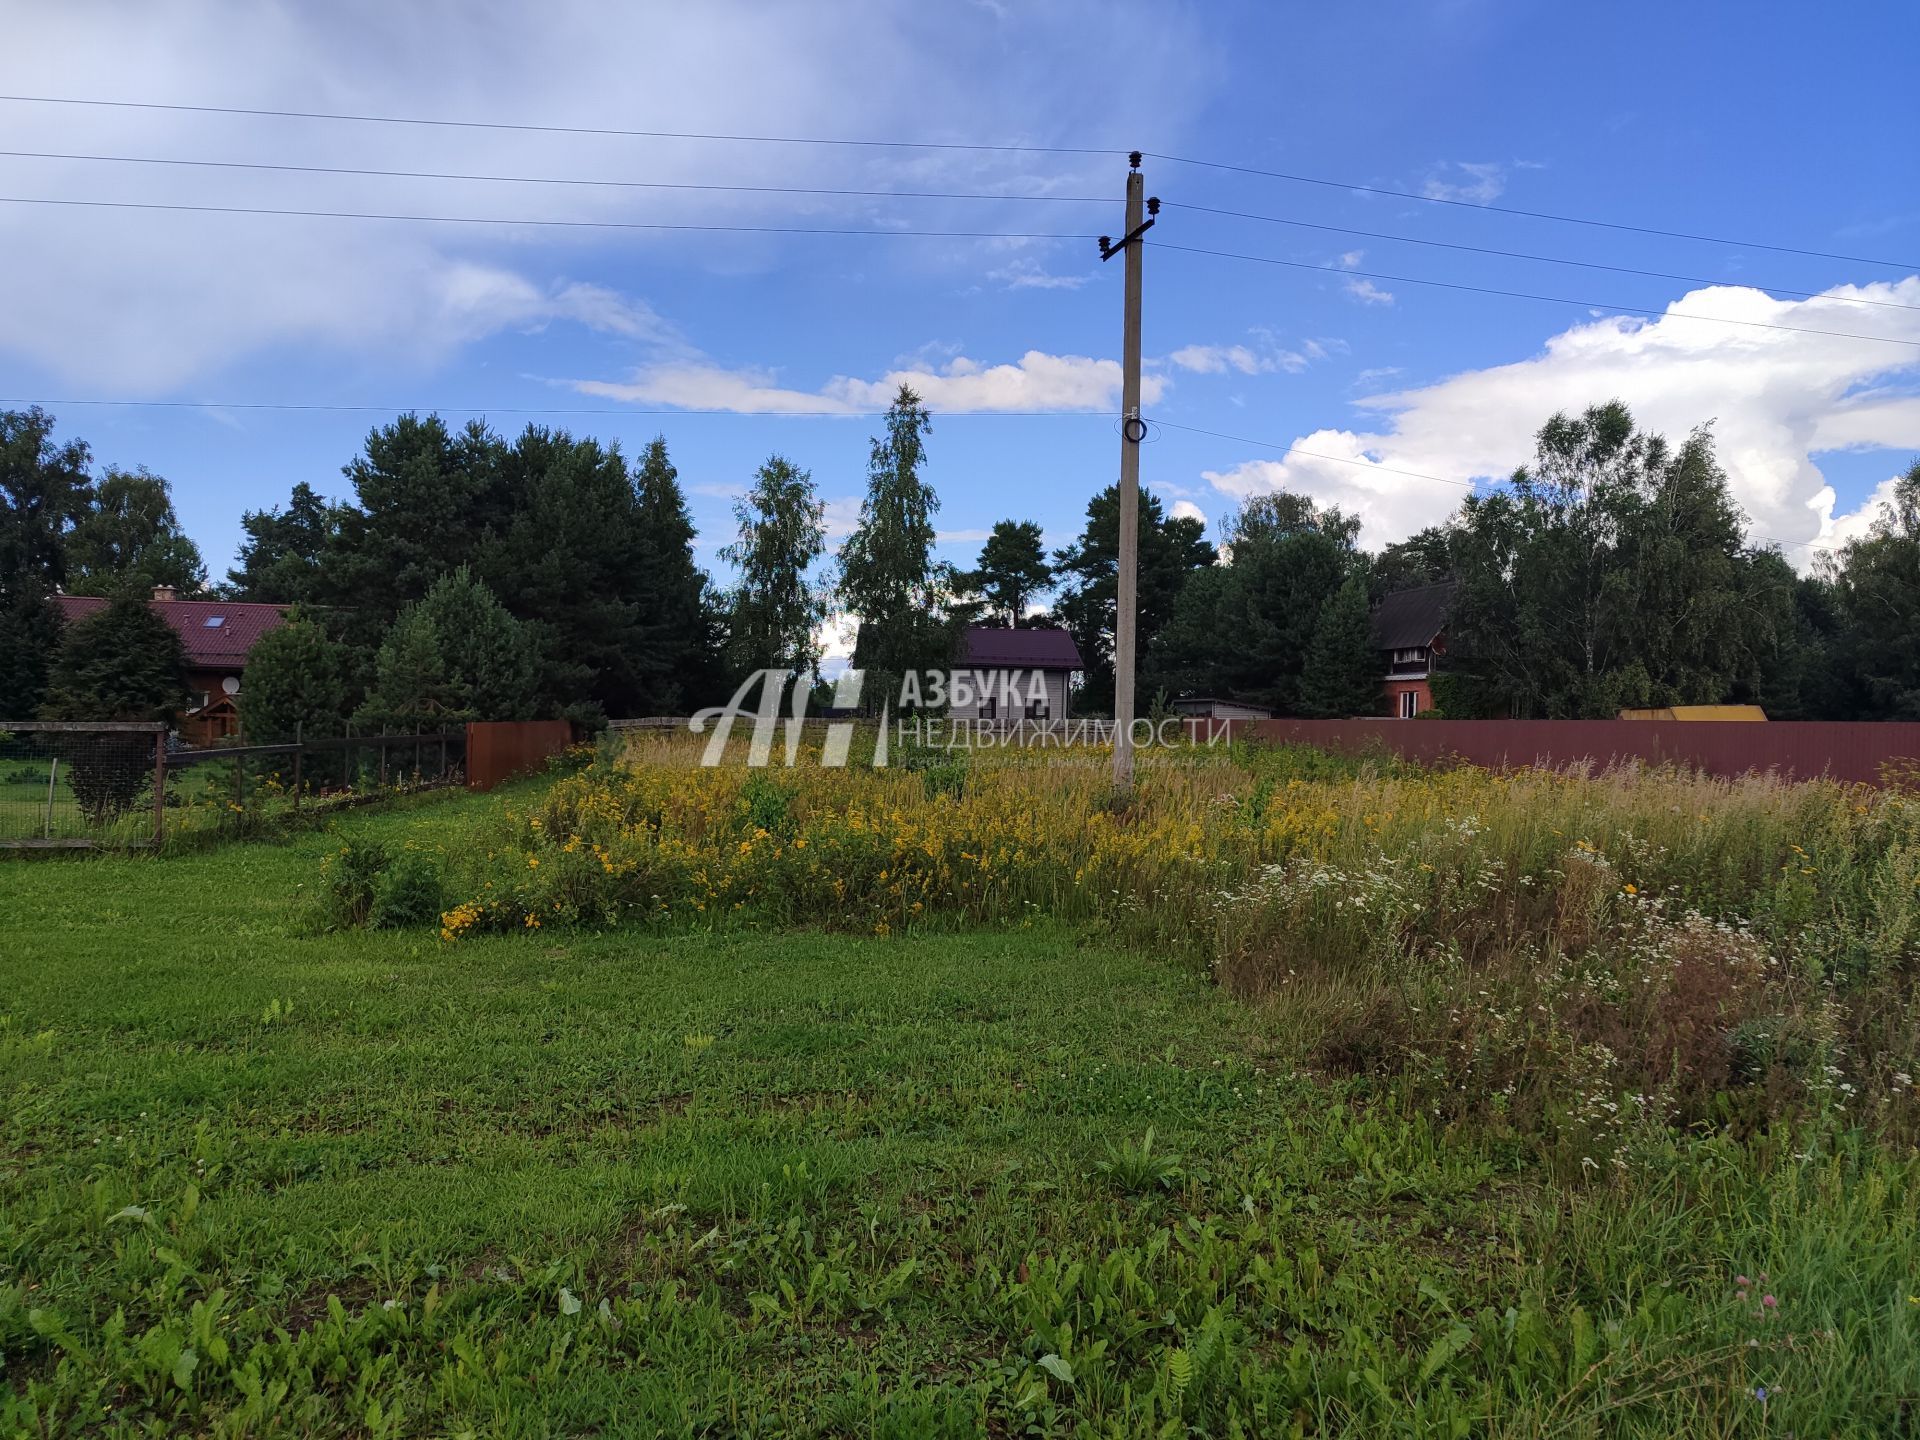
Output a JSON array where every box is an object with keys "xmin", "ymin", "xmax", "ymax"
[
  {"xmin": 44, "ymin": 755, "xmax": 58, "ymax": 839},
  {"xmin": 378, "ymin": 740, "xmax": 388, "ymax": 790},
  {"xmin": 233, "ymin": 749, "xmax": 243, "ymax": 814},
  {"xmin": 152, "ymin": 729, "xmax": 166, "ymax": 847},
  {"xmin": 292, "ymin": 722, "xmax": 303, "ymax": 812}
]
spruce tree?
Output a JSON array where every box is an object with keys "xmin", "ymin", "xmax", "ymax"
[
  {"xmin": 239, "ymin": 613, "xmax": 349, "ymax": 742},
  {"xmin": 1299, "ymin": 572, "xmax": 1384, "ymax": 718}
]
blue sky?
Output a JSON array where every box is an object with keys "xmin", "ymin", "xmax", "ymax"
[{"xmin": 3, "ymin": 0, "xmax": 1917, "ymax": 644}]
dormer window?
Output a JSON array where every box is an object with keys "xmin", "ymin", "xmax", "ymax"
[{"xmin": 1393, "ymin": 647, "xmax": 1425, "ymax": 664}]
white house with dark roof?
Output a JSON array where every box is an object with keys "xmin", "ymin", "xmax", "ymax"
[{"xmin": 945, "ymin": 625, "xmax": 1082, "ymax": 724}]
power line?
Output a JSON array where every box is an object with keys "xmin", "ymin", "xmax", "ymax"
[
  {"xmin": 0, "ymin": 397, "xmax": 1117, "ymax": 419},
  {"xmin": 3, "ymin": 93, "xmax": 1910, "ymax": 271},
  {"xmin": 1168, "ymin": 202, "xmax": 1920, "ymax": 313},
  {"xmin": 0, "ymin": 193, "xmax": 1097, "ymax": 242},
  {"xmin": 1147, "ymin": 152, "xmax": 1920, "ymax": 272},
  {"xmin": 1152, "ymin": 418, "xmax": 1822, "ymax": 551},
  {"xmin": 0, "ymin": 93, "xmax": 1120, "ymax": 159},
  {"xmin": 5, "ymin": 193, "xmax": 1907, "ymax": 348},
  {"xmin": 1153, "ymin": 241, "xmax": 1920, "ymax": 348},
  {"xmin": 8, "ymin": 147, "xmax": 1903, "ymax": 316},
  {"xmin": 0, "ymin": 148, "xmax": 1115, "ymax": 209}
]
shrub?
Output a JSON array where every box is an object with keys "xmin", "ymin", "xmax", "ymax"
[
  {"xmin": 369, "ymin": 851, "xmax": 443, "ymax": 930},
  {"xmin": 312, "ymin": 839, "xmax": 391, "ymax": 930}
]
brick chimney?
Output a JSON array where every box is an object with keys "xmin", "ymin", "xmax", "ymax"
[{"xmin": 152, "ymin": 585, "xmax": 177, "ymax": 602}]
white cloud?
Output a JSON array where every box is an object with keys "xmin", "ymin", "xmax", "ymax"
[
  {"xmin": 1169, "ymin": 499, "xmax": 1208, "ymax": 527},
  {"xmin": 1197, "ymin": 278, "xmax": 1920, "ymax": 562},
  {"xmin": 1165, "ymin": 338, "xmax": 1315, "ymax": 376},
  {"xmin": 575, "ymin": 349, "xmax": 1163, "ymax": 413},
  {"xmin": 1343, "ymin": 277, "xmax": 1395, "ymax": 306},
  {"xmin": 0, "ymin": 2, "xmax": 1217, "ymax": 391},
  {"xmin": 1422, "ymin": 162, "xmax": 1508, "ymax": 205},
  {"xmin": 936, "ymin": 527, "xmax": 993, "ymax": 543},
  {"xmin": 986, "ymin": 258, "xmax": 1090, "ymax": 291},
  {"xmin": 822, "ymin": 496, "xmax": 865, "ymax": 538}
]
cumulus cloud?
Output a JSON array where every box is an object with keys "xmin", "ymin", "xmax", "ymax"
[
  {"xmin": 1197, "ymin": 279, "xmax": 1920, "ymax": 562},
  {"xmin": 1342, "ymin": 277, "xmax": 1395, "ymax": 306},
  {"xmin": 575, "ymin": 349, "xmax": 1163, "ymax": 413},
  {"xmin": 1169, "ymin": 498, "xmax": 1208, "ymax": 527}
]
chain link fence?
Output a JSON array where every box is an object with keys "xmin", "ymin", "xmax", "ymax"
[{"xmin": 0, "ymin": 723, "xmax": 465, "ymax": 850}]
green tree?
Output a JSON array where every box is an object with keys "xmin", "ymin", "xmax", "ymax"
[
  {"xmin": 969, "ymin": 519, "xmax": 1053, "ymax": 626},
  {"xmin": 239, "ymin": 612, "xmax": 349, "ymax": 743},
  {"xmin": 0, "ymin": 407, "xmax": 91, "ymax": 716},
  {"xmin": 325, "ymin": 414, "xmax": 509, "ymax": 645},
  {"xmin": 355, "ymin": 567, "xmax": 536, "ymax": 730},
  {"xmin": 1298, "ymin": 571, "xmax": 1383, "ymax": 717},
  {"xmin": 1146, "ymin": 492, "xmax": 1359, "ymax": 713},
  {"xmin": 65, "ymin": 467, "xmax": 206, "ymax": 597},
  {"xmin": 1448, "ymin": 403, "xmax": 1780, "ymax": 717},
  {"xmin": 228, "ymin": 482, "xmax": 347, "ymax": 603},
  {"xmin": 39, "ymin": 587, "xmax": 189, "ymax": 822},
  {"xmin": 1826, "ymin": 461, "xmax": 1920, "ymax": 718},
  {"xmin": 722, "ymin": 455, "xmax": 827, "ymax": 681},
  {"xmin": 633, "ymin": 436, "xmax": 724, "ymax": 711},
  {"xmin": 1370, "ymin": 526, "xmax": 1453, "ymax": 599},
  {"xmin": 839, "ymin": 386, "xmax": 952, "ymax": 698},
  {"xmin": 1052, "ymin": 484, "xmax": 1215, "ymax": 714},
  {"xmin": 480, "ymin": 426, "xmax": 648, "ymax": 719}
]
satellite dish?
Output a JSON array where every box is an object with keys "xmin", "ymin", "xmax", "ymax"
[{"xmin": 221, "ymin": 675, "xmax": 241, "ymax": 695}]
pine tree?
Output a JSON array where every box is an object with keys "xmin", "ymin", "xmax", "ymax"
[
  {"xmin": 970, "ymin": 520, "xmax": 1052, "ymax": 626},
  {"xmin": 228, "ymin": 482, "xmax": 346, "ymax": 603},
  {"xmin": 1053, "ymin": 484, "xmax": 1215, "ymax": 713}
]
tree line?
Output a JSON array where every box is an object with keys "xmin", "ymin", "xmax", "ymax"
[{"xmin": 4, "ymin": 393, "xmax": 1919, "ymax": 733}]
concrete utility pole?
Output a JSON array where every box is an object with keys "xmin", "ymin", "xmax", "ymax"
[{"xmin": 1099, "ymin": 153, "xmax": 1158, "ymax": 798}]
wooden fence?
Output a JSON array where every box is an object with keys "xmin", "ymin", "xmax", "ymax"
[{"xmin": 0, "ymin": 722, "xmax": 464, "ymax": 849}]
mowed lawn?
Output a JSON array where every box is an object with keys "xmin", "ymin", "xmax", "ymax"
[{"xmin": 2, "ymin": 787, "xmax": 1916, "ymax": 1436}]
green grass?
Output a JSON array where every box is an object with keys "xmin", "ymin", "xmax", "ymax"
[{"xmin": 2, "ymin": 787, "xmax": 1917, "ymax": 1436}]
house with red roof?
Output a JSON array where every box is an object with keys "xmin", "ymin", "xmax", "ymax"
[{"xmin": 52, "ymin": 586, "xmax": 289, "ymax": 744}]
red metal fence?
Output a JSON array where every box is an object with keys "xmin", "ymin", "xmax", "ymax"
[
  {"xmin": 466, "ymin": 720, "xmax": 576, "ymax": 791},
  {"xmin": 1241, "ymin": 718, "xmax": 1920, "ymax": 786}
]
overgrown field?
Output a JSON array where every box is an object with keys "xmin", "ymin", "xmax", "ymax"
[{"xmin": 4, "ymin": 744, "xmax": 1919, "ymax": 1434}]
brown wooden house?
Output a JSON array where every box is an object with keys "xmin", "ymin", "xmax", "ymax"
[{"xmin": 53, "ymin": 587, "xmax": 289, "ymax": 744}]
